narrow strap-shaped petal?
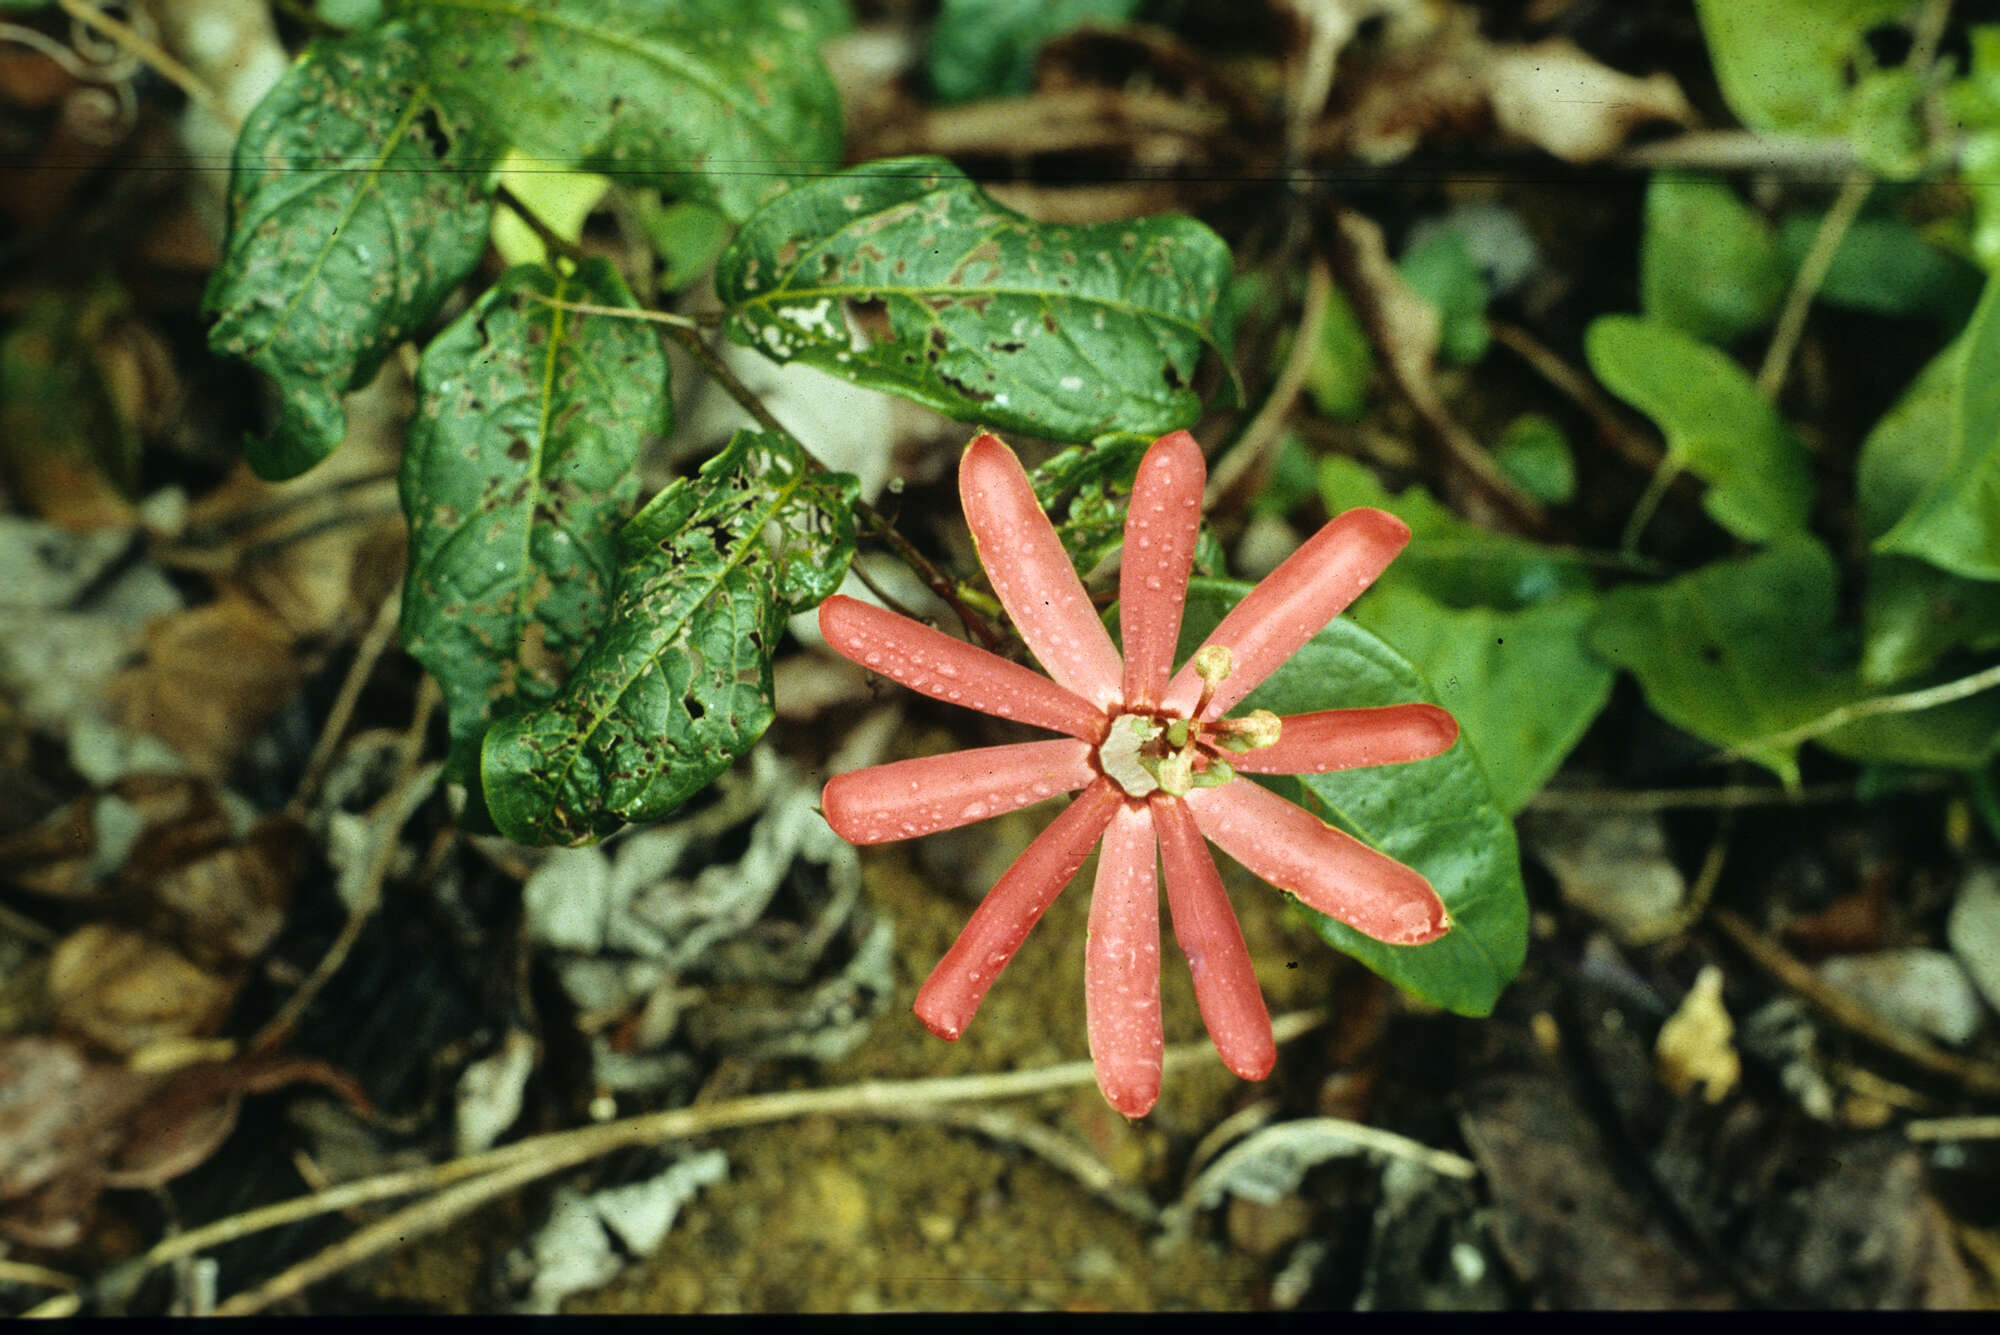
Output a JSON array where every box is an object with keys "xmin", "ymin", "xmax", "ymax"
[
  {"xmin": 820, "ymin": 594, "xmax": 1106, "ymax": 741},
  {"xmin": 1184, "ymin": 780, "xmax": 1448, "ymax": 945},
  {"xmin": 1086, "ymin": 803, "xmax": 1164, "ymax": 1117},
  {"xmin": 1233, "ymin": 704, "xmax": 1458, "ymax": 775},
  {"xmin": 823, "ymin": 739, "xmax": 1095, "ymax": 845},
  {"xmin": 1119, "ymin": 431, "xmax": 1205, "ymax": 711},
  {"xmin": 915, "ymin": 779, "xmax": 1123, "ymax": 1042},
  {"xmin": 960, "ymin": 433, "xmax": 1124, "ymax": 709},
  {"xmin": 1164, "ymin": 507, "xmax": 1410, "ymax": 720},
  {"xmin": 1151, "ymin": 795, "xmax": 1275, "ymax": 1082}
]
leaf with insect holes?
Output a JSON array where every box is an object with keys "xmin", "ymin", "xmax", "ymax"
[
  {"xmin": 402, "ymin": 0, "xmax": 846, "ymax": 223},
  {"xmin": 203, "ymin": 25, "xmax": 494, "ymax": 480},
  {"xmin": 481, "ymin": 430, "xmax": 857, "ymax": 846},
  {"xmin": 715, "ymin": 156, "xmax": 1232, "ymax": 442},
  {"xmin": 400, "ymin": 261, "xmax": 670, "ymax": 784}
]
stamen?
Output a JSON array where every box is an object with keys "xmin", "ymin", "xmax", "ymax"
[{"xmin": 1214, "ymin": 709, "xmax": 1282, "ymax": 753}]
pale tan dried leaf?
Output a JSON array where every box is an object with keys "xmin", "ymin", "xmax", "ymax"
[
  {"xmin": 1483, "ymin": 39, "xmax": 1694, "ymax": 164},
  {"xmin": 47, "ymin": 923, "xmax": 239, "ymax": 1056},
  {"xmin": 1654, "ymin": 965, "xmax": 1740, "ymax": 1104}
]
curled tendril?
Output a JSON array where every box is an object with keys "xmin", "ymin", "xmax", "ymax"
[{"xmin": 0, "ymin": 3, "xmax": 149, "ymax": 145}]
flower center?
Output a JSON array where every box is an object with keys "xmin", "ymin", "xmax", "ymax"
[{"xmin": 1095, "ymin": 707, "xmax": 1283, "ymax": 799}]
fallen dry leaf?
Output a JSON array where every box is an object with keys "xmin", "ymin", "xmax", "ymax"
[
  {"xmin": 1655, "ymin": 965, "xmax": 1741, "ymax": 1104},
  {"xmin": 106, "ymin": 591, "xmax": 300, "ymax": 779},
  {"xmin": 47, "ymin": 923, "xmax": 239, "ymax": 1057}
]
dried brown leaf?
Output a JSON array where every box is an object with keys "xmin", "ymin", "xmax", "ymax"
[
  {"xmin": 106, "ymin": 592, "xmax": 300, "ymax": 778},
  {"xmin": 47, "ymin": 923, "xmax": 238, "ymax": 1056}
]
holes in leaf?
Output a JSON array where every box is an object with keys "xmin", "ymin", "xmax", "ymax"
[
  {"xmin": 938, "ymin": 372, "xmax": 993, "ymax": 404},
  {"xmin": 844, "ymin": 298, "xmax": 891, "ymax": 345},
  {"xmin": 410, "ymin": 107, "xmax": 453, "ymax": 161}
]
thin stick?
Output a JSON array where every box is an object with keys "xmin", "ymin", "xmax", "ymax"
[
  {"xmin": 1712, "ymin": 909, "xmax": 2000, "ymax": 1096},
  {"xmin": 666, "ymin": 323, "xmax": 1005, "ymax": 651},
  {"xmin": 1721, "ymin": 660, "xmax": 2000, "ymax": 762},
  {"xmin": 0, "ymin": 1260, "xmax": 79, "ymax": 1292},
  {"xmin": 1204, "ymin": 257, "xmax": 1330, "ymax": 509},
  {"xmin": 1756, "ymin": 169, "xmax": 1872, "ymax": 400},
  {"xmin": 98, "ymin": 1010, "xmax": 1327, "ymax": 1306},
  {"xmin": 1527, "ymin": 779, "xmax": 1939, "ymax": 814},
  {"xmin": 254, "ymin": 685, "xmax": 441, "ymax": 1051},
  {"xmin": 1489, "ymin": 320, "xmax": 1664, "ymax": 477},
  {"xmin": 1906, "ymin": 1115, "xmax": 2000, "ymax": 1142},
  {"xmin": 212, "ymin": 1152, "xmax": 556, "ymax": 1316},
  {"xmin": 860, "ymin": 1102, "xmax": 1159, "ymax": 1225},
  {"xmin": 287, "ymin": 588, "xmax": 403, "ymax": 820},
  {"xmin": 56, "ymin": 0, "xmax": 235, "ymax": 129}
]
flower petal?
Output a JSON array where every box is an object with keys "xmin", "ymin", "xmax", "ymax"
[
  {"xmin": 1184, "ymin": 780, "xmax": 1448, "ymax": 945},
  {"xmin": 1119, "ymin": 431, "xmax": 1205, "ymax": 711},
  {"xmin": 1086, "ymin": 803, "xmax": 1164, "ymax": 1117},
  {"xmin": 1164, "ymin": 507, "xmax": 1410, "ymax": 720},
  {"xmin": 960, "ymin": 433, "xmax": 1124, "ymax": 709},
  {"xmin": 820, "ymin": 594, "xmax": 1106, "ymax": 741},
  {"xmin": 822, "ymin": 739, "xmax": 1095, "ymax": 845},
  {"xmin": 914, "ymin": 779, "xmax": 1123, "ymax": 1042},
  {"xmin": 1151, "ymin": 795, "xmax": 1275, "ymax": 1082},
  {"xmin": 1233, "ymin": 704, "xmax": 1458, "ymax": 775}
]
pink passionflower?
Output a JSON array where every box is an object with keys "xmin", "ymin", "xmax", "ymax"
[{"xmin": 818, "ymin": 431, "xmax": 1457, "ymax": 1116}]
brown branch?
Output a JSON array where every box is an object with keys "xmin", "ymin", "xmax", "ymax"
[
  {"xmin": 1712, "ymin": 909, "xmax": 2000, "ymax": 1097},
  {"xmin": 1325, "ymin": 206, "xmax": 1551, "ymax": 536}
]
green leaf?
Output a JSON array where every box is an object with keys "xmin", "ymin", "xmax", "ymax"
[
  {"xmin": 1692, "ymin": 0, "xmax": 1918, "ymax": 133},
  {"xmin": 1317, "ymin": 457, "xmax": 1609, "ymax": 813},
  {"xmin": 1397, "ymin": 227, "xmax": 1490, "ymax": 365},
  {"xmin": 1877, "ymin": 276, "xmax": 2000, "ymax": 580},
  {"xmin": 202, "ymin": 25, "xmax": 495, "ymax": 480},
  {"xmin": 1351, "ymin": 585, "xmax": 1613, "ymax": 817},
  {"xmin": 1176, "ymin": 581, "xmax": 1527, "ymax": 1018},
  {"xmin": 1857, "ymin": 339, "xmax": 2000, "ymax": 680},
  {"xmin": 1589, "ymin": 539, "xmax": 1855, "ymax": 786},
  {"xmin": 1863, "ymin": 555, "xmax": 2000, "ymax": 684},
  {"xmin": 1493, "ymin": 413, "xmax": 1576, "ymax": 507},
  {"xmin": 1319, "ymin": 455, "xmax": 1593, "ymax": 611},
  {"xmin": 400, "ymin": 261, "xmax": 669, "ymax": 783},
  {"xmin": 481, "ymin": 430, "xmax": 857, "ymax": 845},
  {"xmin": 926, "ymin": 0, "xmax": 1139, "ymax": 102},
  {"xmin": 1585, "ymin": 315, "xmax": 1812, "ymax": 543},
  {"xmin": 401, "ymin": 0, "xmax": 845, "ymax": 223},
  {"xmin": 1303, "ymin": 281, "xmax": 1374, "ymax": 422},
  {"xmin": 714, "ymin": 156, "xmax": 1231, "ymax": 442},
  {"xmin": 1641, "ymin": 175, "xmax": 1783, "ymax": 344},
  {"xmin": 1775, "ymin": 212, "xmax": 1980, "ymax": 324}
]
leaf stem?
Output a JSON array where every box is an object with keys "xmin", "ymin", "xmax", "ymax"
[
  {"xmin": 1721, "ymin": 659, "xmax": 2000, "ymax": 761},
  {"xmin": 665, "ymin": 322, "xmax": 1005, "ymax": 651},
  {"xmin": 1755, "ymin": 168, "xmax": 1871, "ymax": 401}
]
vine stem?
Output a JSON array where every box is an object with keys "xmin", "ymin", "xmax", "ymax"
[
  {"xmin": 1755, "ymin": 167, "xmax": 1871, "ymax": 401},
  {"xmin": 1720, "ymin": 659, "xmax": 2000, "ymax": 762},
  {"xmin": 663, "ymin": 322, "xmax": 1006, "ymax": 651}
]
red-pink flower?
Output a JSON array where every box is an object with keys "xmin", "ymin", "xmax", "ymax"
[{"xmin": 818, "ymin": 430, "xmax": 1457, "ymax": 1116}]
